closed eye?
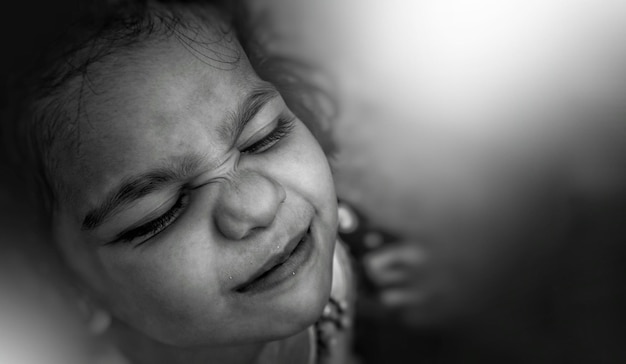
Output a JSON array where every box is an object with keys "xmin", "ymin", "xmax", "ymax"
[
  {"xmin": 107, "ymin": 191, "xmax": 190, "ymax": 246},
  {"xmin": 240, "ymin": 114, "xmax": 296, "ymax": 154}
]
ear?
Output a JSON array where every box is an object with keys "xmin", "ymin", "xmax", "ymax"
[{"xmin": 76, "ymin": 296, "xmax": 112, "ymax": 336}]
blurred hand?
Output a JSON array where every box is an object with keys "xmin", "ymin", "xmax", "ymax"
[{"xmin": 362, "ymin": 242, "xmax": 425, "ymax": 309}]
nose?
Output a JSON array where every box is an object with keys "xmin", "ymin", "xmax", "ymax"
[{"xmin": 214, "ymin": 170, "xmax": 287, "ymax": 240}]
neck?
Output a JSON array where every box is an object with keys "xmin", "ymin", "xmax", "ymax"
[{"xmin": 107, "ymin": 320, "xmax": 311, "ymax": 364}]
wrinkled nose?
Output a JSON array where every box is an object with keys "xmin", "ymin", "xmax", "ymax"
[{"xmin": 214, "ymin": 170, "xmax": 286, "ymax": 240}]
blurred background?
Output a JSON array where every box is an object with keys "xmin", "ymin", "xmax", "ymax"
[
  {"xmin": 2, "ymin": 0, "xmax": 626, "ymax": 363},
  {"xmin": 250, "ymin": 0, "xmax": 626, "ymax": 362}
]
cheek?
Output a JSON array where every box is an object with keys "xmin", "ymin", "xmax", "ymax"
[
  {"xmin": 276, "ymin": 126, "xmax": 337, "ymax": 285},
  {"xmin": 285, "ymin": 126, "xmax": 336, "ymax": 208},
  {"xmin": 96, "ymin": 237, "xmax": 228, "ymax": 335},
  {"xmin": 289, "ymin": 129, "xmax": 338, "ymax": 258}
]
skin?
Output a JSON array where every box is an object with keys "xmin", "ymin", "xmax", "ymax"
[{"xmin": 49, "ymin": 28, "xmax": 338, "ymax": 357}]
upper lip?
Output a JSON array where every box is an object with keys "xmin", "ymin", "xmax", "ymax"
[{"xmin": 234, "ymin": 227, "xmax": 309, "ymax": 292}]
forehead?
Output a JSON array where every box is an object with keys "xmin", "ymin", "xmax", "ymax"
[{"xmin": 57, "ymin": 34, "xmax": 259, "ymax": 216}]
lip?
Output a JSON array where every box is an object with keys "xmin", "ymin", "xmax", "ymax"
[{"xmin": 234, "ymin": 226, "xmax": 311, "ymax": 293}]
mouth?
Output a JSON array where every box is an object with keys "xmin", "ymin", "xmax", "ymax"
[{"xmin": 234, "ymin": 226, "xmax": 313, "ymax": 294}]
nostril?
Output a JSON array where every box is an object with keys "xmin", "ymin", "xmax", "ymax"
[
  {"xmin": 244, "ymin": 226, "xmax": 264, "ymax": 239},
  {"xmin": 215, "ymin": 208, "xmax": 276, "ymax": 241}
]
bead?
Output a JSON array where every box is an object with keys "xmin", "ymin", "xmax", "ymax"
[{"xmin": 323, "ymin": 304, "xmax": 332, "ymax": 316}]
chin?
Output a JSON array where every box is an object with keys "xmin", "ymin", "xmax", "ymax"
[{"xmin": 270, "ymin": 271, "xmax": 333, "ymax": 340}]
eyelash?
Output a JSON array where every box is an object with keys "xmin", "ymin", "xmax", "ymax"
[
  {"xmin": 241, "ymin": 115, "xmax": 296, "ymax": 154},
  {"xmin": 113, "ymin": 192, "xmax": 189, "ymax": 245},
  {"xmin": 109, "ymin": 116, "xmax": 295, "ymax": 245}
]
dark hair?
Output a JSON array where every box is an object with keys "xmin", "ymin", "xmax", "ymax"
[{"xmin": 3, "ymin": 0, "xmax": 336, "ymax": 229}]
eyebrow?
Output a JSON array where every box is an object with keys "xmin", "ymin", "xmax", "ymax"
[
  {"xmin": 219, "ymin": 83, "xmax": 280, "ymax": 146},
  {"xmin": 81, "ymin": 84, "xmax": 280, "ymax": 231}
]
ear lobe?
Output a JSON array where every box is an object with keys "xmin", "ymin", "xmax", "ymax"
[
  {"xmin": 88, "ymin": 306, "xmax": 112, "ymax": 335},
  {"xmin": 77, "ymin": 297, "xmax": 112, "ymax": 335}
]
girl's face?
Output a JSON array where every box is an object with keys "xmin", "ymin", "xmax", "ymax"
[{"xmin": 52, "ymin": 36, "xmax": 337, "ymax": 346}]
